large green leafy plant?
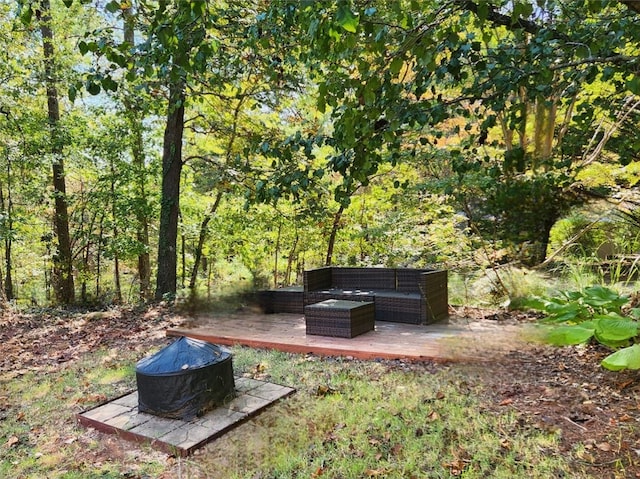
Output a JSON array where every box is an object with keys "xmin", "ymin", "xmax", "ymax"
[{"xmin": 525, "ymin": 286, "xmax": 640, "ymax": 371}]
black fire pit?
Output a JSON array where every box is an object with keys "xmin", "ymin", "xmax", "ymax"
[{"xmin": 135, "ymin": 337, "xmax": 235, "ymax": 420}]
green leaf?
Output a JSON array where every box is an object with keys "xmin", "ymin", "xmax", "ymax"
[
  {"xmin": 544, "ymin": 323, "xmax": 595, "ymax": 346},
  {"xmin": 105, "ymin": 1, "xmax": 121, "ymax": 13},
  {"xmin": 78, "ymin": 41, "xmax": 89, "ymax": 55},
  {"xmin": 336, "ymin": 5, "xmax": 359, "ymax": 33},
  {"xmin": 68, "ymin": 84, "xmax": 77, "ymax": 103},
  {"xmin": 593, "ymin": 315, "xmax": 638, "ymax": 347},
  {"xmin": 519, "ymin": 297, "xmax": 547, "ymax": 311},
  {"xmin": 582, "ymin": 286, "xmax": 627, "ymax": 310},
  {"xmin": 389, "ymin": 57, "xmax": 404, "ymax": 76},
  {"xmin": 601, "ymin": 344, "xmax": 640, "ymax": 371},
  {"xmin": 317, "ymin": 82, "xmax": 328, "ymax": 113},
  {"xmin": 626, "ymin": 75, "xmax": 640, "ymax": 95},
  {"xmin": 476, "ymin": 3, "xmax": 489, "ymax": 22},
  {"xmin": 101, "ymin": 77, "xmax": 118, "ymax": 92},
  {"xmin": 87, "ymin": 81, "xmax": 101, "ymax": 95},
  {"xmin": 19, "ymin": 5, "xmax": 33, "ymax": 25}
]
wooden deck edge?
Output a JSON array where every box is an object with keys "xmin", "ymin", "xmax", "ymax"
[{"xmin": 165, "ymin": 328, "xmax": 461, "ymax": 363}]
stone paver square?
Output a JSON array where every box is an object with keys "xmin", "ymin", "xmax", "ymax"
[
  {"xmin": 227, "ymin": 394, "xmax": 271, "ymax": 414},
  {"xmin": 197, "ymin": 407, "xmax": 245, "ymax": 430},
  {"xmin": 77, "ymin": 378, "xmax": 295, "ymax": 456},
  {"xmin": 82, "ymin": 403, "xmax": 131, "ymax": 423},
  {"xmin": 104, "ymin": 409, "xmax": 150, "ymax": 431},
  {"xmin": 249, "ymin": 383, "xmax": 294, "ymax": 401},
  {"xmin": 129, "ymin": 415, "xmax": 181, "ymax": 439},
  {"xmin": 159, "ymin": 422, "xmax": 213, "ymax": 449},
  {"xmin": 234, "ymin": 377, "xmax": 264, "ymax": 393},
  {"xmin": 112, "ymin": 392, "xmax": 138, "ymax": 408}
]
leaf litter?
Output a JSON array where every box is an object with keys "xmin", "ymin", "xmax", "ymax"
[{"xmin": 1, "ymin": 305, "xmax": 640, "ymax": 477}]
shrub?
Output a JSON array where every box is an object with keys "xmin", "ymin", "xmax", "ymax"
[{"xmin": 523, "ymin": 285, "xmax": 640, "ymax": 371}]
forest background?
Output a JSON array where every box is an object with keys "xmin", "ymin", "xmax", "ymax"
[{"xmin": 1, "ymin": 0, "xmax": 640, "ymax": 308}]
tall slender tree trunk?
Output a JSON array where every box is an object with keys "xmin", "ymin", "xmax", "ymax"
[
  {"xmin": 123, "ymin": 5, "xmax": 151, "ymax": 301},
  {"xmin": 37, "ymin": 0, "xmax": 74, "ymax": 304},
  {"xmin": 155, "ymin": 81, "xmax": 185, "ymax": 300},
  {"xmin": 274, "ymin": 220, "xmax": 282, "ymax": 288},
  {"xmin": 189, "ymin": 191, "xmax": 223, "ymax": 292},
  {"xmin": 109, "ymin": 159, "xmax": 122, "ymax": 302},
  {"xmin": 285, "ymin": 231, "xmax": 298, "ymax": 285},
  {"xmin": 0, "ymin": 156, "xmax": 13, "ymax": 300},
  {"xmin": 325, "ymin": 204, "xmax": 346, "ymax": 266}
]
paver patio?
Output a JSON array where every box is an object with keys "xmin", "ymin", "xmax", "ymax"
[{"xmin": 77, "ymin": 377, "xmax": 295, "ymax": 457}]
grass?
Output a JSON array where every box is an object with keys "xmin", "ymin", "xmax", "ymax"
[{"xmin": 1, "ymin": 345, "xmax": 586, "ymax": 478}]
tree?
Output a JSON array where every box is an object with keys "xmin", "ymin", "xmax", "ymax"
[
  {"xmin": 82, "ymin": 0, "xmax": 300, "ymax": 300},
  {"xmin": 122, "ymin": 4, "xmax": 153, "ymax": 302},
  {"xmin": 268, "ymin": 0, "xmax": 640, "ymax": 266},
  {"xmin": 34, "ymin": 0, "xmax": 74, "ymax": 303}
]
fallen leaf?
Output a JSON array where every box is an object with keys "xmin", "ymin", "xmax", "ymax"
[
  {"xmin": 365, "ymin": 469, "xmax": 386, "ymax": 477},
  {"xmin": 596, "ymin": 442, "xmax": 612, "ymax": 452},
  {"xmin": 576, "ymin": 450, "xmax": 595, "ymax": 463},
  {"xmin": 316, "ymin": 385, "xmax": 337, "ymax": 397},
  {"xmin": 5, "ymin": 435, "xmax": 19, "ymax": 448},
  {"xmin": 618, "ymin": 379, "xmax": 634, "ymax": 390},
  {"xmin": 436, "ymin": 391, "xmax": 445, "ymax": 400},
  {"xmin": 428, "ymin": 410, "xmax": 440, "ymax": 421},
  {"xmin": 498, "ymin": 398, "xmax": 513, "ymax": 406}
]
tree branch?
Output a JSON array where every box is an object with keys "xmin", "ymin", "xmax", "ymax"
[
  {"xmin": 457, "ymin": 0, "xmax": 566, "ymax": 38},
  {"xmin": 621, "ymin": 1, "xmax": 640, "ymax": 14}
]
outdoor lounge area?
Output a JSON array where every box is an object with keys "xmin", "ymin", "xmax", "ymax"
[
  {"xmin": 303, "ymin": 267, "xmax": 449, "ymax": 325},
  {"xmin": 259, "ymin": 266, "xmax": 448, "ymax": 338}
]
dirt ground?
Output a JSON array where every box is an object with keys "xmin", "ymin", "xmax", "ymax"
[
  {"xmin": 450, "ymin": 307, "xmax": 640, "ymax": 479},
  {"xmin": 1, "ymin": 305, "xmax": 639, "ymax": 478}
]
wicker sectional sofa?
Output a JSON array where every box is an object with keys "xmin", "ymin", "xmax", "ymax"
[{"xmin": 303, "ymin": 267, "xmax": 448, "ymax": 324}]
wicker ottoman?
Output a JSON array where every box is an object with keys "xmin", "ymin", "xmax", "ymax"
[{"xmin": 305, "ymin": 299, "xmax": 375, "ymax": 338}]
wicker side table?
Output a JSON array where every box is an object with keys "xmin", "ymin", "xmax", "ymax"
[{"xmin": 305, "ymin": 299, "xmax": 375, "ymax": 338}]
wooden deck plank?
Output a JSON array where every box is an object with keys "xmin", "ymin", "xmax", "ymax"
[{"xmin": 167, "ymin": 312, "xmax": 528, "ymax": 362}]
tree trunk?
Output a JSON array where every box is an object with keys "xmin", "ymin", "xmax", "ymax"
[
  {"xmin": 110, "ymin": 159, "xmax": 122, "ymax": 302},
  {"xmin": 37, "ymin": 0, "xmax": 74, "ymax": 304},
  {"xmin": 0, "ymin": 161, "xmax": 13, "ymax": 300},
  {"xmin": 325, "ymin": 204, "xmax": 346, "ymax": 266},
  {"xmin": 123, "ymin": 5, "xmax": 151, "ymax": 301},
  {"xmin": 285, "ymin": 231, "xmax": 298, "ymax": 285},
  {"xmin": 274, "ymin": 220, "xmax": 282, "ymax": 288},
  {"xmin": 189, "ymin": 191, "xmax": 223, "ymax": 291},
  {"xmin": 155, "ymin": 81, "xmax": 186, "ymax": 300},
  {"xmin": 96, "ymin": 215, "xmax": 104, "ymax": 299},
  {"xmin": 180, "ymin": 212, "xmax": 186, "ymax": 289}
]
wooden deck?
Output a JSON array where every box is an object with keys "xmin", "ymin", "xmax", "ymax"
[{"xmin": 167, "ymin": 311, "xmax": 530, "ymax": 362}]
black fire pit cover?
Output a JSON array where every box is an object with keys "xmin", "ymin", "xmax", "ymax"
[{"xmin": 136, "ymin": 337, "xmax": 235, "ymax": 420}]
